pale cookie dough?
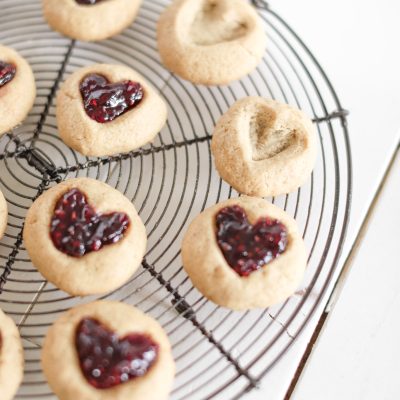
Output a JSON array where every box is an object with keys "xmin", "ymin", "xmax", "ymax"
[
  {"xmin": 0, "ymin": 190, "xmax": 7, "ymax": 239},
  {"xmin": 42, "ymin": 301, "xmax": 175, "ymax": 400},
  {"xmin": 157, "ymin": 0, "xmax": 267, "ymax": 85},
  {"xmin": 181, "ymin": 196, "xmax": 307, "ymax": 310},
  {"xmin": 211, "ymin": 97, "xmax": 317, "ymax": 197},
  {"xmin": 42, "ymin": 0, "xmax": 143, "ymax": 41},
  {"xmin": 23, "ymin": 178, "xmax": 147, "ymax": 296},
  {"xmin": 0, "ymin": 308, "xmax": 24, "ymax": 400},
  {"xmin": 0, "ymin": 45, "xmax": 36, "ymax": 137},
  {"xmin": 56, "ymin": 64, "xmax": 167, "ymax": 156}
]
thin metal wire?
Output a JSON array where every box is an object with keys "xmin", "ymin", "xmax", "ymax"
[{"xmin": 0, "ymin": 0, "xmax": 352, "ymax": 399}]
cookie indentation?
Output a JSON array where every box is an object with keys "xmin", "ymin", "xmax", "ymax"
[
  {"xmin": 80, "ymin": 74, "xmax": 144, "ymax": 123},
  {"xmin": 76, "ymin": 318, "xmax": 159, "ymax": 389},
  {"xmin": 249, "ymin": 106, "xmax": 296, "ymax": 161},
  {"xmin": 216, "ymin": 205, "xmax": 287, "ymax": 276},
  {"xmin": 189, "ymin": 1, "xmax": 249, "ymax": 46},
  {"xmin": 0, "ymin": 61, "xmax": 16, "ymax": 87},
  {"xmin": 50, "ymin": 188, "xmax": 130, "ymax": 257}
]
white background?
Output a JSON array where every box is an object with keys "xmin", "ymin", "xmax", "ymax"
[{"xmin": 247, "ymin": 0, "xmax": 400, "ymax": 399}]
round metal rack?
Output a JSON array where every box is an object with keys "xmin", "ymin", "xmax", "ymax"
[{"xmin": 0, "ymin": 1, "xmax": 352, "ymax": 399}]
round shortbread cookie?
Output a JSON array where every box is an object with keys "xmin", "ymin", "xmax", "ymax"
[
  {"xmin": 157, "ymin": 0, "xmax": 267, "ymax": 85},
  {"xmin": 42, "ymin": 0, "xmax": 143, "ymax": 41},
  {"xmin": 23, "ymin": 178, "xmax": 147, "ymax": 296},
  {"xmin": 42, "ymin": 301, "xmax": 175, "ymax": 400},
  {"xmin": 56, "ymin": 64, "xmax": 167, "ymax": 156},
  {"xmin": 0, "ymin": 308, "xmax": 24, "ymax": 400},
  {"xmin": 181, "ymin": 196, "xmax": 307, "ymax": 310},
  {"xmin": 0, "ymin": 45, "xmax": 36, "ymax": 136},
  {"xmin": 211, "ymin": 97, "xmax": 317, "ymax": 197}
]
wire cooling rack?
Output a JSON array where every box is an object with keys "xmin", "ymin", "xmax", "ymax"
[{"xmin": 0, "ymin": 0, "xmax": 352, "ymax": 398}]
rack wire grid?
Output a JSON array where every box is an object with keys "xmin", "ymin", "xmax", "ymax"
[{"xmin": 0, "ymin": 0, "xmax": 352, "ymax": 399}]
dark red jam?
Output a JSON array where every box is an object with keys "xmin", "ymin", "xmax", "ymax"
[
  {"xmin": 79, "ymin": 74, "xmax": 144, "ymax": 123},
  {"xmin": 216, "ymin": 205, "xmax": 288, "ymax": 277},
  {"xmin": 76, "ymin": 0, "xmax": 104, "ymax": 4},
  {"xmin": 0, "ymin": 61, "xmax": 16, "ymax": 87},
  {"xmin": 50, "ymin": 188, "xmax": 130, "ymax": 257},
  {"xmin": 76, "ymin": 318, "xmax": 158, "ymax": 389}
]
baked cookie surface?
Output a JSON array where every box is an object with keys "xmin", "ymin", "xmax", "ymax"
[
  {"xmin": 0, "ymin": 308, "xmax": 24, "ymax": 400},
  {"xmin": 0, "ymin": 45, "xmax": 36, "ymax": 136},
  {"xmin": 42, "ymin": 0, "xmax": 143, "ymax": 41},
  {"xmin": 181, "ymin": 196, "xmax": 307, "ymax": 310},
  {"xmin": 23, "ymin": 178, "xmax": 147, "ymax": 296},
  {"xmin": 0, "ymin": 190, "xmax": 7, "ymax": 239},
  {"xmin": 42, "ymin": 301, "xmax": 175, "ymax": 400},
  {"xmin": 211, "ymin": 97, "xmax": 317, "ymax": 197},
  {"xmin": 157, "ymin": 0, "xmax": 267, "ymax": 85},
  {"xmin": 56, "ymin": 64, "xmax": 167, "ymax": 156}
]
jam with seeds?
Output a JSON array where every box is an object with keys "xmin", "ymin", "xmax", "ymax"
[
  {"xmin": 50, "ymin": 188, "xmax": 130, "ymax": 257},
  {"xmin": 0, "ymin": 61, "xmax": 16, "ymax": 87},
  {"xmin": 76, "ymin": 318, "xmax": 158, "ymax": 389},
  {"xmin": 216, "ymin": 205, "xmax": 288, "ymax": 276},
  {"xmin": 80, "ymin": 74, "xmax": 144, "ymax": 123},
  {"xmin": 76, "ymin": 0, "xmax": 105, "ymax": 4}
]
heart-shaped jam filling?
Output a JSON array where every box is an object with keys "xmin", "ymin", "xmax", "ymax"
[
  {"xmin": 80, "ymin": 74, "xmax": 144, "ymax": 123},
  {"xmin": 0, "ymin": 61, "xmax": 16, "ymax": 87},
  {"xmin": 76, "ymin": 318, "xmax": 158, "ymax": 389},
  {"xmin": 216, "ymin": 205, "xmax": 288, "ymax": 276},
  {"xmin": 50, "ymin": 188, "xmax": 130, "ymax": 257},
  {"xmin": 76, "ymin": 0, "xmax": 104, "ymax": 4}
]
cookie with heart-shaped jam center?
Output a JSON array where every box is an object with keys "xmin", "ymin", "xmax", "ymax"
[
  {"xmin": 76, "ymin": 318, "xmax": 158, "ymax": 389},
  {"xmin": 42, "ymin": 0, "xmax": 143, "ymax": 41},
  {"xmin": 181, "ymin": 196, "xmax": 307, "ymax": 310},
  {"xmin": 57, "ymin": 64, "xmax": 167, "ymax": 156},
  {"xmin": 24, "ymin": 178, "xmax": 147, "ymax": 296},
  {"xmin": 211, "ymin": 97, "xmax": 317, "ymax": 197},
  {"xmin": 51, "ymin": 188, "xmax": 130, "ymax": 257},
  {"xmin": 0, "ymin": 45, "xmax": 36, "ymax": 137},
  {"xmin": 80, "ymin": 74, "xmax": 144, "ymax": 123},
  {"xmin": 42, "ymin": 301, "xmax": 175, "ymax": 400},
  {"xmin": 157, "ymin": 0, "xmax": 267, "ymax": 85},
  {"xmin": 0, "ymin": 308, "xmax": 24, "ymax": 400},
  {"xmin": 216, "ymin": 205, "xmax": 287, "ymax": 277}
]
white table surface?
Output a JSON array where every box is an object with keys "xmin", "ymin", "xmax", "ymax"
[
  {"xmin": 246, "ymin": 0, "xmax": 400, "ymax": 398},
  {"xmin": 293, "ymin": 144, "xmax": 399, "ymax": 400}
]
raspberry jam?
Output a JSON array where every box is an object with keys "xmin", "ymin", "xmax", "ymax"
[
  {"xmin": 50, "ymin": 188, "xmax": 130, "ymax": 257},
  {"xmin": 76, "ymin": 318, "xmax": 158, "ymax": 389},
  {"xmin": 75, "ymin": 0, "xmax": 104, "ymax": 4},
  {"xmin": 216, "ymin": 205, "xmax": 288, "ymax": 277},
  {"xmin": 0, "ymin": 61, "xmax": 16, "ymax": 87},
  {"xmin": 80, "ymin": 74, "xmax": 144, "ymax": 123}
]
